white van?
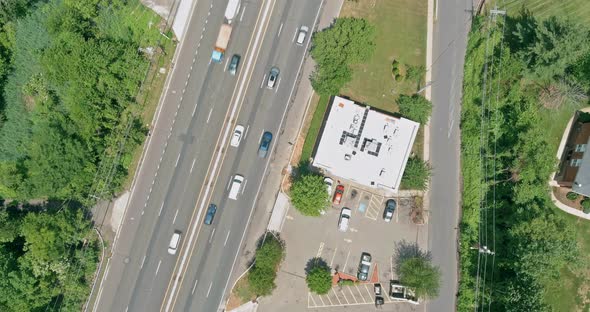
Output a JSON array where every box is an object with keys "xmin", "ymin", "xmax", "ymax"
[
  {"xmin": 228, "ymin": 174, "xmax": 244, "ymax": 200},
  {"xmin": 168, "ymin": 231, "xmax": 181, "ymax": 255}
]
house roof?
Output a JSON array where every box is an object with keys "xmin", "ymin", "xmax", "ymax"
[
  {"xmin": 573, "ymin": 135, "xmax": 590, "ymax": 197},
  {"xmin": 312, "ymin": 96, "xmax": 419, "ymax": 192}
]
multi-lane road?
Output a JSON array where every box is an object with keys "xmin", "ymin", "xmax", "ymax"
[{"xmin": 93, "ymin": 0, "xmax": 323, "ymax": 311}]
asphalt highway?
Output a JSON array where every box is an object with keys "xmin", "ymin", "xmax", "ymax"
[{"xmin": 93, "ymin": 0, "xmax": 322, "ymax": 311}]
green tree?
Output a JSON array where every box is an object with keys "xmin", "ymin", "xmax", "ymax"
[
  {"xmin": 396, "ymin": 94, "xmax": 432, "ymax": 124},
  {"xmin": 398, "ymin": 257, "xmax": 440, "ymax": 299},
  {"xmin": 405, "ymin": 64, "xmax": 426, "ymax": 85},
  {"xmin": 306, "ymin": 261, "xmax": 332, "ymax": 295},
  {"xmin": 247, "ymin": 233, "xmax": 285, "ymax": 297},
  {"xmin": 401, "ymin": 157, "xmax": 431, "ymax": 191},
  {"xmin": 248, "ymin": 266, "xmax": 276, "ymax": 296},
  {"xmin": 290, "ymin": 174, "xmax": 330, "ymax": 216},
  {"xmin": 310, "ymin": 17, "xmax": 376, "ymax": 95}
]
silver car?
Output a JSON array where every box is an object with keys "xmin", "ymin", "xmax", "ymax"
[{"xmin": 267, "ymin": 67, "xmax": 280, "ymax": 89}]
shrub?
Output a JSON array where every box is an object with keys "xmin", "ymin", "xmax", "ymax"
[
  {"xmin": 582, "ymin": 199, "xmax": 590, "ymax": 213},
  {"xmin": 401, "ymin": 157, "xmax": 431, "ymax": 191},
  {"xmin": 397, "ymin": 94, "xmax": 432, "ymax": 124},
  {"xmin": 246, "ymin": 233, "xmax": 285, "ymax": 297},
  {"xmin": 566, "ymin": 192, "xmax": 579, "ymax": 200}
]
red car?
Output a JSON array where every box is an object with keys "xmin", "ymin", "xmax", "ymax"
[{"xmin": 333, "ymin": 185, "xmax": 344, "ymax": 205}]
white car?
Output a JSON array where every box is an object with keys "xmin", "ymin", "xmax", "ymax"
[
  {"xmin": 324, "ymin": 177, "xmax": 334, "ymax": 195},
  {"xmin": 338, "ymin": 207, "xmax": 351, "ymax": 232},
  {"xmin": 168, "ymin": 231, "xmax": 181, "ymax": 255},
  {"xmin": 296, "ymin": 26, "xmax": 309, "ymax": 45},
  {"xmin": 230, "ymin": 124, "xmax": 245, "ymax": 147}
]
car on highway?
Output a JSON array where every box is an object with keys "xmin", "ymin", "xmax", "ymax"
[
  {"xmin": 296, "ymin": 26, "xmax": 309, "ymax": 45},
  {"xmin": 228, "ymin": 54, "xmax": 240, "ymax": 76},
  {"xmin": 228, "ymin": 174, "xmax": 244, "ymax": 200},
  {"xmin": 230, "ymin": 124, "xmax": 245, "ymax": 147},
  {"xmin": 204, "ymin": 203, "xmax": 217, "ymax": 225},
  {"xmin": 258, "ymin": 131, "xmax": 273, "ymax": 158},
  {"xmin": 338, "ymin": 207, "xmax": 351, "ymax": 232},
  {"xmin": 357, "ymin": 252, "xmax": 372, "ymax": 281},
  {"xmin": 267, "ymin": 67, "xmax": 280, "ymax": 89},
  {"xmin": 383, "ymin": 199, "xmax": 397, "ymax": 222},
  {"xmin": 332, "ymin": 184, "xmax": 344, "ymax": 205},
  {"xmin": 168, "ymin": 230, "xmax": 182, "ymax": 255},
  {"xmin": 324, "ymin": 177, "xmax": 333, "ymax": 196}
]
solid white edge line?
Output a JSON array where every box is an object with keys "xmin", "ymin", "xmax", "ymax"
[{"xmin": 216, "ymin": 2, "xmax": 325, "ymax": 310}]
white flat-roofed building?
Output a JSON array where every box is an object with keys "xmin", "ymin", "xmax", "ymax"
[{"xmin": 312, "ymin": 96, "xmax": 419, "ymax": 193}]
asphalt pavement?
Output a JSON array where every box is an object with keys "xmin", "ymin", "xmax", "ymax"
[
  {"xmin": 427, "ymin": 0, "xmax": 473, "ymax": 311},
  {"xmin": 93, "ymin": 0, "xmax": 323, "ymax": 311}
]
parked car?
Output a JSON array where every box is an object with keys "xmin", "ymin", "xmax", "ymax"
[
  {"xmin": 204, "ymin": 203, "xmax": 217, "ymax": 225},
  {"xmin": 257, "ymin": 131, "xmax": 273, "ymax": 158},
  {"xmin": 228, "ymin": 54, "xmax": 240, "ymax": 75},
  {"xmin": 168, "ymin": 230, "xmax": 182, "ymax": 255},
  {"xmin": 267, "ymin": 67, "xmax": 280, "ymax": 89},
  {"xmin": 332, "ymin": 184, "xmax": 344, "ymax": 205},
  {"xmin": 230, "ymin": 124, "xmax": 245, "ymax": 147},
  {"xmin": 296, "ymin": 26, "xmax": 309, "ymax": 45},
  {"xmin": 338, "ymin": 207, "xmax": 351, "ymax": 232},
  {"xmin": 357, "ymin": 252, "xmax": 372, "ymax": 281},
  {"xmin": 383, "ymin": 199, "xmax": 397, "ymax": 222},
  {"xmin": 324, "ymin": 177, "xmax": 334, "ymax": 195}
]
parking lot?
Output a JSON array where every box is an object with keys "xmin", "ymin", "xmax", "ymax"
[{"xmin": 261, "ymin": 181, "xmax": 428, "ymax": 312}]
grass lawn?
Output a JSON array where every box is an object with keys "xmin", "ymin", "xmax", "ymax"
[
  {"xmin": 300, "ymin": 94, "xmax": 330, "ymax": 162},
  {"xmin": 546, "ymin": 205, "xmax": 590, "ymax": 311},
  {"xmin": 504, "ymin": 0, "xmax": 590, "ymax": 24},
  {"xmin": 339, "ymin": 0, "xmax": 427, "ymax": 113}
]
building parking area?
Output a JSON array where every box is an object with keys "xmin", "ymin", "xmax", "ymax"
[{"xmin": 260, "ymin": 180, "xmax": 428, "ymax": 312}]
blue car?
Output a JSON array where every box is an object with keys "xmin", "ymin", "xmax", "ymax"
[
  {"xmin": 204, "ymin": 204, "xmax": 217, "ymax": 225},
  {"xmin": 258, "ymin": 131, "xmax": 273, "ymax": 158}
]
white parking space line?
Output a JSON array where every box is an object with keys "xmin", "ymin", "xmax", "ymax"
[
  {"xmin": 363, "ymin": 284, "xmax": 373, "ymax": 300},
  {"xmin": 354, "ymin": 285, "xmax": 366, "ymax": 303},
  {"xmin": 325, "ymin": 292, "xmax": 334, "ymax": 305},
  {"xmin": 172, "ymin": 209, "xmax": 179, "ymax": 224},
  {"xmin": 332, "ymin": 289, "xmax": 342, "ymax": 305},
  {"xmin": 277, "ymin": 22, "xmax": 283, "ymax": 37},
  {"xmin": 341, "ymin": 288, "xmax": 350, "ymax": 304},
  {"xmin": 190, "ymin": 158, "xmax": 196, "ymax": 173},
  {"xmin": 308, "ymin": 293, "xmax": 318, "ymax": 307},
  {"xmin": 316, "ymin": 242, "xmax": 325, "ymax": 257},
  {"xmin": 224, "ymin": 230, "xmax": 231, "ymax": 246},
  {"xmin": 191, "ymin": 279, "xmax": 198, "ymax": 295},
  {"xmin": 318, "ymin": 294, "xmax": 326, "ymax": 306},
  {"xmin": 347, "ymin": 287, "xmax": 357, "ymax": 303},
  {"xmin": 343, "ymin": 250, "xmax": 351, "ymax": 273},
  {"xmin": 330, "ymin": 247, "xmax": 337, "ymax": 267}
]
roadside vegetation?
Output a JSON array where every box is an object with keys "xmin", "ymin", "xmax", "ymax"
[
  {"xmin": 400, "ymin": 157, "xmax": 431, "ymax": 191},
  {"xmin": 458, "ymin": 9, "xmax": 590, "ymax": 311},
  {"xmin": 0, "ymin": 0, "xmax": 173, "ymax": 310},
  {"xmin": 233, "ymin": 233, "xmax": 285, "ymax": 303},
  {"xmin": 395, "ymin": 241, "xmax": 440, "ymax": 300}
]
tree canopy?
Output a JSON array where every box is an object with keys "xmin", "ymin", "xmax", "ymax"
[
  {"xmin": 398, "ymin": 257, "xmax": 441, "ymax": 299},
  {"xmin": 290, "ymin": 173, "xmax": 330, "ymax": 216},
  {"xmin": 310, "ymin": 17, "xmax": 376, "ymax": 96},
  {"xmin": 396, "ymin": 94, "xmax": 432, "ymax": 124},
  {"xmin": 305, "ymin": 258, "xmax": 332, "ymax": 295},
  {"xmin": 247, "ymin": 233, "xmax": 285, "ymax": 297},
  {"xmin": 457, "ymin": 10, "xmax": 587, "ymax": 311}
]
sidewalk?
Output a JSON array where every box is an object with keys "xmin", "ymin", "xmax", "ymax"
[{"xmin": 222, "ymin": 0, "xmax": 344, "ymax": 309}]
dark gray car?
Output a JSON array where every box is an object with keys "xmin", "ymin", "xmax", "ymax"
[
  {"xmin": 357, "ymin": 252, "xmax": 372, "ymax": 281},
  {"xmin": 383, "ymin": 199, "xmax": 396, "ymax": 222},
  {"xmin": 228, "ymin": 54, "xmax": 240, "ymax": 76}
]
